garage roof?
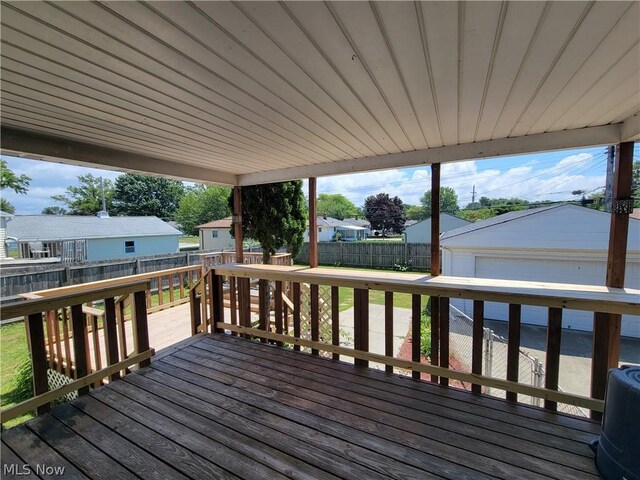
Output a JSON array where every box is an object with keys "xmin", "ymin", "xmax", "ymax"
[{"xmin": 1, "ymin": 1, "xmax": 638, "ymax": 186}]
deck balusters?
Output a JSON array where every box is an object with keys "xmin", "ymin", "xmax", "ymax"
[
  {"xmin": 545, "ymin": 307, "xmax": 563, "ymax": 411},
  {"xmin": 353, "ymin": 289, "xmax": 369, "ymax": 367},
  {"xmin": 472, "ymin": 300, "xmax": 485, "ymax": 394},
  {"xmin": 507, "ymin": 304, "xmax": 522, "ymax": 402}
]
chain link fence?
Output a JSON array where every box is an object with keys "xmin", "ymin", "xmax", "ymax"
[{"xmin": 448, "ymin": 305, "xmax": 588, "ymax": 417}]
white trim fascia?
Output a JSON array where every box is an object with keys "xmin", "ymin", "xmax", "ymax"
[
  {"xmin": 238, "ymin": 124, "xmax": 622, "ymax": 185},
  {"xmin": 0, "ymin": 127, "xmax": 238, "ymax": 186},
  {"xmin": 621, "ymin": 113, "xmax": 640, "ymax": 143}
]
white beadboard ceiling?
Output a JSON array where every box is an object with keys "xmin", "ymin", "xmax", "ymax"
[{"xmin": 0, "ymin": 1, "xmax": 638, "ymax": 186}]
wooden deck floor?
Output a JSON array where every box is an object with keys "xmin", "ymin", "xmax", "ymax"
[{"xmin": 3, "ymin": 334, "xmax": 601, "ymax": 479}]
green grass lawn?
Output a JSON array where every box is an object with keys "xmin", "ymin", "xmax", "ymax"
[
  {"xmin": 180, "ymin": 235, "xmax": 200, "ymax": 244},
  {"xmin": 1, "ymin": 322, "xmax": 33, "ymax": 427}
]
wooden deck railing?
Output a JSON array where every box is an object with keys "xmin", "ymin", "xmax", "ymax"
[
  {"xmin": 192, "ymin": 264, "xmax": 640, "ymax": 416},
  {"xmin": 200, "ymin": 251, "xmax": 292, "ymax": 270},
  {"xmin": 18, "ymin": 265, "xmax": 203, "ymax": 385},
  {"xmin": 0, "ymin": 281, "xmax": 154, "ymax": 424}
]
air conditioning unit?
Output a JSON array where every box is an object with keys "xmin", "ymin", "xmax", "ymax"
[{"xmin": 594, "ymin": 365, "xmax": 640, "ymax": 480}]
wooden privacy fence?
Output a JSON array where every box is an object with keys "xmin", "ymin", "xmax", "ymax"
[
  {"xmin": 192, "ymin": 264, "xmax": 640, "ymax": 417},
  {"xmin": 0, "ymin": 281, "xmax": 154, "ymax": 424},
  {"xmin": 295, "ymin": 242, "xmax": 432, "ymax": 270}
]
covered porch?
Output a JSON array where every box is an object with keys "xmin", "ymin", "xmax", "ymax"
[{"xmin": 1, "ymin": 1, "xmax": 639, "ymax": 478}]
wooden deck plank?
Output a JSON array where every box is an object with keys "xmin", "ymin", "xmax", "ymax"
[
  {"xmin": 50, "ymin": 403, "xmax": 189, "ymax": 480},
  {"xmin": 150, "ymin": 358, "xmax": 481, "ymax": 479},
  {"xmin": 124, "ymin": 366, "xmax": 438, "ymax": 480},
  {"xmin": 89, "ymin": 386, "xmax": 286, "ymax": 480},
  {"xmin": 158, "ymin": 354, "xmax": 531, "ymax": 479},
  {"xmin": 26, "ymin": 415, "xmax": 135, "ymax": 480},
  {"xmin": 101, "ymin": 378, "xmax": 341, "ymax": 480},
  {"xmin": 1, "ymin": 332, "xmax": 602, "ymax": 480},
  {"xmin": 72, "ymin": 395, "xmax": 238, "ymax": 480},
  {"xmin": 211, "ymin": 334, "xmax": 599, "ymax": 436},
  {"xmin": 2, "ymin": 425, "xmax": 88, "ymax": 480},
  {"xmin": 172, "ymin": 344, "xmax": 595, "ymax": 480},
  {"xmin": 205, "ymin": 336, "xmax": 596, "ymax": 450},
  {"xmin": 1, "ymin": 441, "xmax": 40, "ymax": 480},
  {"xmin": 196, "ymin": 337, "xmax": 596, "ymax": 467}
]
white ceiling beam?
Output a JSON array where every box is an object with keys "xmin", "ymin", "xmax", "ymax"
[
  {"xmin": 238, "ymin": 124, "xmax": 622, "ymax": 185},
  {"xmin": 621, "ymin": 113, "xmax": 640, "ymax": 143},
  {"xmin": 0, "ymin": 127, "xmax": 238, "ymax": 186}
]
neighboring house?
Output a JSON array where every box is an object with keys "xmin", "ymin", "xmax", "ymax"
[
  {"xmin": 440, "ymin": 204, "xmax": 640, "ymax": 338},
  {"xmin": 7, "ymin": 215, "xmax": 181, "ymax": 261},
  {"xmin": 404, "ymin": 213, "xmax": 471, "ymax": 243},
  {"xmin": 198, "ymin": 217, "xmax": 234, "ymax": 251},
  {"xmin": 0, "ymin": 210, "xmax": 12, "ymax": 258},
  {"xmin": 304, "ymin": 216, "xmax": 367, "ymax": 242},
  {"xmin": 343, "ymin": 217, "xmax": 372, "ymax": 236}
]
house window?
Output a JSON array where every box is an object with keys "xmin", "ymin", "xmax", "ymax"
[
  {"xmin": 124, "ymin": 240, "xmax": 135, "ymax": 253},
  {"xmin": 212, "ymin": 229, "xmax": 219, "ymax": 238},
  {"xmin": 319, "ymin": 227, "xmax": 322, "ymax": 232}
]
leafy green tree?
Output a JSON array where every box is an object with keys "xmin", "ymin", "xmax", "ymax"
[
  {"xmin": 0, "ymin": 160, "xmax": 30, "ymax": 194},
  {"xmin": 459, "ymin": 208, "xmax": 497, "ymax": 222},
  {"xmin": 112, "ymin": 173, "xmax": 184, "ymax": 218},
  {"xmin": 0, "ymin": 160, "xmax": 31, "ymax": 213},
  {"xmin": 364, "ymin": 192, "xmax": 405, "ymax": 236},
  {"xmin": 405, "ymin": 204, "xmax": 427, "ymax": 221},
  {"xmin": 52, "ymin": 174, "xmax": 114, "ymax": 215},
  {"xmin": 0, "ymin": 198, "xmax": 15, "ymax": 214},
  {"xmin": 41, "ymin": 206, "xmax": 67, "ymax": 215},
  {"xmin": 633, "ymin": 161, "xmax": 640, "ymax": 208},
  {"xmin": 176, "ymin": 185, "xmax": 231, "ymax": 236},
  {"xmin": 316, "ymin": 193, "xmax": 358, "ymax": 220},
  {"xmin": 421, "ymin": 187, "xmax": 459, "ymax": 217},
  {"xmin": 230, "ymin": 181, "xmax": 306, "ymax": 262}
]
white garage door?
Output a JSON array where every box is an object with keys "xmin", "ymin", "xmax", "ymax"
[{"xmin": 474, "ymin": 256, "xmax": 640, "ymax": 338}]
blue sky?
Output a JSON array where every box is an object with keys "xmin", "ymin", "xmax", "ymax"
[{"xmin": 2, "ymin": 144, "xmax": 638, "ymax": 215}]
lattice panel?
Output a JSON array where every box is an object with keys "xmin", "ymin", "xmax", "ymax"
[
  {"xmin": 47, "ymin": 368, "xmax": 77, "ymax": 403},
  {"xmin": 299, "ymin": 284, "xmax": 333, "ymax": 352}
]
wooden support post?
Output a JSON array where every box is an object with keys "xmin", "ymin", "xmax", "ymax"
[
  {"xmin": 233, "ymin": 186, "xmax": 244, "ymax": 263},
  {"xmin": 332, "ymin": 286, "xmax": 340, "ymax": 361},
  {"xmin": 472, "ymin": 300, "xmax": 485, "ymax": 394},
  {"xmin": 70, "ymin": 304, "xmax": 89, "ymax": 396},
  {"xmin": 309, "ymin": 177, "xmax": 318, "ymax": 268},
  {"xmin": 354, "ymin": 289, "xmax": 369, "ymax": 367},
  {"xmin": 133, "ymin": 290, "xmax": 151, "ymax": 368},
  {"xmin": 430, "ymin": 163, "xmax": 441, "ymax": 276},
  {"xmin": 293, "ymin": 283, "xmax": 301, "ymax": 352},
  {"xmin": 591, "ymin": 142, "xmax": 634, "ymax": 417},
  {"xmin": 385, "ymin": 291, "xmax": 393, "ymax": 373},
  {"xmin": 439, "ymin": 297, "xmax": 450, "ymax": 386},
  {"xmin": 411, "ymin": 294, "xmax": 421, "ymax": 380},
  {"xmin": 27, "ymin": 313, "xmax": 50, "ymax": 415},
  {"xmin": 545, "ymin": 307, "xmax": 563, "ymax": 411},
  {"xmin": 506, "ymin": 304, "xmax": 522, "ymax": 402},
  {"xmin": 103, "ymin": 298, "xmax": 120, "ymax": 381},
  {"xmin": 430, "ymin": 297, "xmax": 440, "ymax": 384},
  {"xmin": 310, "ymin": 284, "xmax": 320, "ymax": 355},
  {"xmin": 211, "ymin": 272, "xmax": 224, "ymax": 333}
]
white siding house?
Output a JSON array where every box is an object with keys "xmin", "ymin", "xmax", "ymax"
[
  {"xmin": 7, "ymin": 215, "xmax": 181, "ymax": 261},
  {"xmin": 198, "ymin": 217, "xmax": 235, "ymax": 251},
  {"xmin": 404, "ymin": 214, "xmax": 471, "ymax": 243},
  {"xmin": 440, "ymin": 205, "xmax": 640, "ymax": 338},
  {"xmin": 304, "ymin": 217, "xmax": 367, "ymax": 242}
]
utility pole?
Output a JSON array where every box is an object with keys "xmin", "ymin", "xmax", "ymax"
[
  {"xmin": 471, "ymin": 185, "xmax": 476, "ymax": 206},
  {"xmin": 604, "ymin": 146, "xmax": 615, "ymax": 213}
]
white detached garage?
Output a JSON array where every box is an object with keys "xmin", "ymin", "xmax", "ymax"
[{"xmin": 440, "ymin": 205, "xmax": 640, "ymax": 338}]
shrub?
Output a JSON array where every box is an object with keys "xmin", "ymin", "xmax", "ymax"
[
  {"xmin": 420, "ymin": 309, "xmax": 432, "ymax": 358},
  {"xmin": 3, "ymin": 354, "xmax": 33, "ymax": 406}
]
